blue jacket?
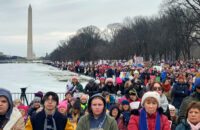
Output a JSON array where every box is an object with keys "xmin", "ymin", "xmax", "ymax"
[{"xmin": 172, "ymin": 83, "xmax": 189, "ymax": 109}]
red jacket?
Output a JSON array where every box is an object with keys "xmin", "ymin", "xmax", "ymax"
[
  {"xmin": 118, "ymin": 116, "xmax": 127, "ymax": 130},
  {"xmin": 128, "ymin": 112, "xmax": 170, "ymax": 130}
]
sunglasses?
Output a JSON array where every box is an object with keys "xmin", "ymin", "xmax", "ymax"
[{"xmin": 153, "ymin": 87, "xmax": 162, "ymax": 91}]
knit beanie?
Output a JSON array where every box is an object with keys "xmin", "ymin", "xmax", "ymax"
[
  {"xmin": 194, "ymin": 77, "xmax": 200, "ymax": 87},
  {"xmin": 32, "ymin": 97, "xmax": 41, "ymax": 103},
  {"xmin": 116, "ymin": 77, "xmax": 123, "ymax": 84},
  {"xmin": 121, "ymin": 100, "xmax": 130, "ymax": 106},
  {"xmin": 105, "ymin": 78, "xmax": 114, "ymax": 84},
  {"xmin": 72, "ymin": 76, "xmax": 78, "ymax": 80},
  {"xmin": 58, "ymin": 100, "xmax": 68, "ymax": 111},
  {"xmin": 128, "ymin": 89, "xmax": 137, "ymax": 95},
  {"xmin": 141, "ymin": 91, "xmax": 160, "ymax": 107},
  {"xmin": 34, "ymin": 91, "xmax": 43, "ymax": 99},
  {"xmin": 18, "ymin": 105, "xmax": 29, "ymax": 114},
  {"xmin": 168, "ymin": 104, "xmax": 175, "ymax": 110}
]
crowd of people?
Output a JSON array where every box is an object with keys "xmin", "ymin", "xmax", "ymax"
[{"xmin": 1, "ymin": 60, "xmax": 200, "ymax": 130}]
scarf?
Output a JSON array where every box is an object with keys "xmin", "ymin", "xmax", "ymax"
[
  {"xmin": 89, "ymin": 111, "xmax": 107, "ymax": 130},
  {"xmin": 162, "ymin": 83, "xmax": 171, "ymax": 92},
  {"xmin": 122, "ymin": 111, "xmax": 130, "ymax": 126},
  {"xmin": 44, "ymin": 114, "xmax": 57, "ymax": 130},
  {"xmin": 139, "ymin": 108, "xmax": 161, "ymax": 130},
  {"xmin": 187, "ymin": 119, "xmax": 200, "ymax": 130}
]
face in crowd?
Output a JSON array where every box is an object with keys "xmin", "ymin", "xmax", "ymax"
[
  {"xmin": 58, "ymin": 107, "xmax": 67, "ymax": 115},
  {"xmin": 44, "ymin": 95, "xmax": 57, "ymax": 111},
  {"xmin": 169, "ymin": 108, "xmax": 176, "ymax": 117},
  {"xmin": 33, "ymin": 101, "xmax": 40, "ymax": 108},
  {"xmin": 152, "ymin": 83, "xmax": 163, "ymax": 96},
  {"xmin": 144, "ymin": 97, "xmax": 158, "ymax": 115},
  {"xmin": 111, "ymin": 108, "xmax": 119, "ymax": 118},
  {"xmin": 0, "ymin": 96, "xmax": 9, "ymax": 115},
  {"xmin": 65, "ymin": 93, "xmax": 72, "ymax": 100},
  {"xmin": 187, "ymin": 107, "xmax": 200, "ymax": 125},
  {"xmin": 72, "ymin": 79, "xmax": 78, "ymax": 85},
  {"xmin": 91, "ymin": 97, "xmax": 104, "ymax": 117}
]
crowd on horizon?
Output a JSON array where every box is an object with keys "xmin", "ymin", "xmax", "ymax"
[{"xmin": 1, "ymin": 59, "xmax": 200, "ymax": 130}]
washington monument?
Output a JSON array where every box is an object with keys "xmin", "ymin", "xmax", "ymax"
[{"xmin": 27, "ymin": 4, "xmax": 33, "ymax": 60}]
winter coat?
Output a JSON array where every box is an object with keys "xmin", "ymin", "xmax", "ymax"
[
  {"xmin": 69, "ymin": 83, "xmax": 83, "ymax": 93},
  {"xmin": 0, "ymin": 88, "xmax": 25, "ymax": 130},
  {"xmin": 25, "ymin": 109, "xmax": 67, "ymax": 130},
  {"xmin": 102, "ymin": 85, "xmax": 116, "ymax": 94},
  {"xmin": 84, "ymin": 83, "xmax": 98, "ymax": 97},
  {"xmin": 116, "ymin": 83, "xmax": 125, "ymax": 95},
  {"xmin": 179, "ymin": 92, "xmax": 200, "ymax": 122},
  {"xmin": 118, "ymin": 116, "xmax": 127, "ymax": 130},
  {"xmin": 76, "ymin": 114, "xmax": 118, "ymax": 130},
  {"xmin": 2, "ymin": 107, "xmax": 25, "ymax": 130},
  {"xmin": 172, "ymin": 83, "xmax": 189, "ymax": 109},
  {"xmin": 128, "ymin": 110, "xmax": 170, "ymax": 130},
  {"xmin": 175, "ymin": 119, "xmax": 191, "ymax": 130}
]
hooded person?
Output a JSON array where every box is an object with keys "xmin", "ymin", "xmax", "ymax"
[
  {"xmin": 0, "ymin": 88, "xmax": 25, "ymax": 130},
  {"xmin": 76, "ymin": 94, "xmax": 118, "ymax": 130}
]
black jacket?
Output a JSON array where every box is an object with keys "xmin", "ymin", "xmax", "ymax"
[
  {"xmin": 30, "ymin": 109, "xmax": 67, "ymax": 130},
  {"xmin": 84, "ymin": 83, "xmax": 98, "ymax": 96}
]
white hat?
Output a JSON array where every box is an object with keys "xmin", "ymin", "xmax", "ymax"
[
  {"xmin": 141, "ymin": 91, "xmax": 160, "ymax": 107},
  {"xmin": 168, "ymin": 104, "xmax": 175, "ymax": 110},
  {"xmin": 134, "ymin": 70, "xmax": 139, "ymax": 74}
]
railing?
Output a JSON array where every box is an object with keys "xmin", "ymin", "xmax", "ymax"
[
  {"xmin": 11, "ymin": 93, "xmax": 124, "ymax": 106},
  {"xmin": 12, "ymin": 93, "xmax": 66, "ymax": 106}
]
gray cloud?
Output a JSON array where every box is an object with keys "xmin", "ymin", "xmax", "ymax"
[{"xmin": 0, "ymin": 0, "xmax": 163, "ymax": 57}]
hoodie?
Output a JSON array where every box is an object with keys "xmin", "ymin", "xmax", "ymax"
[{"xmin": 0, "ymin": 88, "xmax": 13, "ymax": 119}]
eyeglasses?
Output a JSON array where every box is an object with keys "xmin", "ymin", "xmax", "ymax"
[{"xmin": 153, "ymin": 87, "xmax": 162, "ymax": 91}]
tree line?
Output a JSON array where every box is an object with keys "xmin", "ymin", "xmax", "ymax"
[{"xmin": 48, "ymin": 0, "xmax": 200, "ymax": 62}]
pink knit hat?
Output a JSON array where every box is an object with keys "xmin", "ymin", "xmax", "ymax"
[
  {"xmin": 150, "ymin": 75, "xmax": 156, "ymax": 79},
  {"xmin": 105, "ymin": 78, "xmax": 113, "ymax": 84},
  {"xmin": 72, "ymin": 76, "xmax": 78, "ymax": 80},
  {"xmin": 18, "ymin": 105, "xmax": 29, "ymax": 114},
  {"xmin": 58, "ymin": 100, "xmax": 68, "ymax": 111},
  {"xmin": 116, "ymin": 77, "xmax": 122, "ymax": 84}
]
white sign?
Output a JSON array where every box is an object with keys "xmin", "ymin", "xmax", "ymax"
[
  {"xmin": 130, "ymin": 102, "xmax": 140, "ymax": 110},
  {"xmin": 135, "ymin": 57, "xmax": 143, "ymax": 64}
]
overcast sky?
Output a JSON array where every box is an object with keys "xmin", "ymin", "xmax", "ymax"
[{"xmin": 0, "ymin": 0, "xmax": 163, "ymax": 57}]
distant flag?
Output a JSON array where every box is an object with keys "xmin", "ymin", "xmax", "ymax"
[{"xmin": 134, "ymin": 54, "xmax": 136, "ymax": 62}]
